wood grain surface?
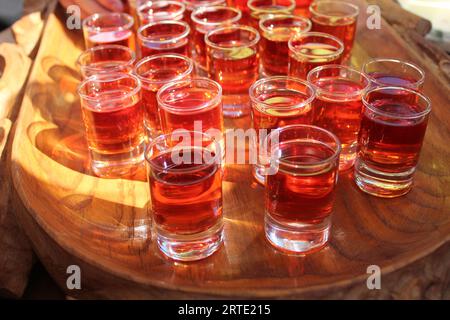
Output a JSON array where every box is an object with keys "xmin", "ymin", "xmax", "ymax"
[{"xmin": 10, "ymin": 1, "xmax": 450, "ymax": 299}]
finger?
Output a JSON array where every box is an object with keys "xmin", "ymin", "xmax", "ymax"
[{"xmin": 96, "ymin": 0, "xmax": 124, "ymax": 12}]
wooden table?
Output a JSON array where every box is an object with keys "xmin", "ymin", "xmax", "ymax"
[{"xmin": 3, "ymin": 0, "xmax": 450, "ymax": 299}]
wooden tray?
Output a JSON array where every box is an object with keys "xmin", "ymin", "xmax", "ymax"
[{"xmin": 10, "ymin": 1, "xmax": 450, "ymax": 299}]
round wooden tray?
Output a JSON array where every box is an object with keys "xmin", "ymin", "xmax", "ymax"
[{"xmin": 10, "ymin": 3, "xmax": 450, "ymax": 299}]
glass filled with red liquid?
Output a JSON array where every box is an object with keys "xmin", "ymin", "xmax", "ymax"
[
  {"xmin": 191, "ymin": 6, "xmax": 242, "ymax": 73},
  {"xmin": 82, "ymin": 13, "xmax": 135, "ymax": 50},
  {"xmin": 182, "ymin": 0, "xmax": 227, "ymax": 27},
  {"xmin": 137, "ymin": 20, "xmax": 190, "ymax": 58},
  {"xmin": 309, "ymin": 0, "xmax": 359, "ymax": 62},
  {"xmin": 145, "ymin": 131, "xmax": 223, "ymax": 261},
  {"xmin": 264, "ymin": 124, "xmax": 341, "ymax": 254},
  {"xmin": 288, "ymin": 31, "xmax": 344, "ymax": 80},
  {"xmin": 259, "ymin": 14, "xmax": 311, "ymax": 76},
  {"xmin": 134, "ymin": 53, "xmax": 194, "ymax": 138},
  {"xmin": 77, "ymin": 44, "xmax": 136, "ymax": 78},
  {"xmin": 249, "ymin": 76, "xmax": 316, "ymax": 184},
  {"xmin": 294, "ymin": 0, "xmax": 313, "ymax": 16},
  {"xmin": 307, "ymin": 64, "xmax": 370, "ymax": 171},
  {"xmin": 205, "ymin": 25, "xmax": 260, "ymax": 118},
  {"xmin": 355, "ymin": 87, "xmax": 431, "ymax": 198},
  {"xmin": 137, "ymin": 0, "xmax": 186, "ymax": 26},
  {"xmin": 77, "ymin": 73, "xmax": 145, "ymax": 177},
  {"xmin": 362, "ymin": 58, "xmax": 425, "ymax": 90},
  {"xmin": 226, "ymin": 0, "xmax": 251, "ymax": 24},
  {"xmin": 157, "ymin": 78, "xmax": 224, "ymax": 154},
  {"xmin": 247, "ymin": 0, "xmax": 296, "ymax": 29}
]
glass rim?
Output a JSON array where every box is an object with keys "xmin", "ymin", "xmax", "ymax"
[
  {"xmin": 266, "ymin": 124, "xmax": 342, "ymax": 169},
  {"xmin": 157, "ymin": 77, "xmax": 222, "ymax": 113},
  {"xmin": 76, "ymin": 44, "xmax": 136, "ymax": 69},
  {"xmin": 82, "ymin": 12, "xmax": 134, "ymax": 32},
  {"xmin": 77, "ymin": 72, "xmax": 141, "ymax": 102},
  {"xmin": 145, "ymin": 130, "xmax": 222, "ymax": 173},
  {"xmin": 309, "ymin": 0, "xmax": 360, "ymax": 20},
  {"xmin": 362, "ymin": 58, "xmax": 426, "ymax": 88},
  {"xmin": 183, "ymin": 0, "xmax": 226, "ymax": 11},
  {"xmin": 307, "ymin": 64, "xmax": 371, "ymax": 99},
  {"xmin": 288, "ymin": 32, "xmax": 344, "ymax": 60},
  {"xmin": 191, "ymin": 6, "xmax": 242, "ymax": 28},
  {"xmin": 133, "ymin": 53, "xmax": 194, "ymax": 86},
  {"xmin": 362, "ymin": 86, "xmax": 432, "ymax": 119},
  {"xmin": 247, "ymin": 0, "xmax": 296, "ymax": 13},
  {"xmin": 249, "ymin": 76, "xmax": 316, "ymax": 111},
  {"xmin": 137, "ymin": 0, "xmax": 186, "ymax": 20},
  {"xmin": 205, "ymin": 24, "xmax": 260, "ymax": 51},
  {"xmin": 137, "ymin": 20, "xmax": 190, "ymax": 44},
  {"xmin": 259, "ymin": 14, "xmax": 312, "ymax": 35}
]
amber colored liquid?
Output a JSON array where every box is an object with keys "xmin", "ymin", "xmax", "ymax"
[
  {"xmin": 294, "ymin": 0, "xmax": 312, "ymax": 16},
  {"xmin": 193, "ymin": 29, "xmax": 208, "ymax": 66},
  {"xmin": 207, "ymin": 44, "xmax": 259, "ymax": 95},
  {"xmin": 139, "ymin": 23, "xmax": 189, "ymax": 57},
  {"xmin": 312, "ymin": 77, "xmax": 365, "ymax": 156},
  {"xmin": 149, "ymin": 148, "xmax": 222, "ymax": 234},
  {"xmin": 159, "ymin": 90, "xmax": 224, "ymax": 134},
  {"xmin": 85, "ymin": 30, "xmax": 135, "ymax": 50},
  {"xmin": 358, "ymin": 99, "xmax": 428, "ymax": 174},
  {"xmin": 311, "ymin": 18, "xmax": 356, "ymax": 61},
  {"xmin": 139, "ymin": 2, "xmax": 184, "ymax": 25},
  {"xmin": 80, "ymin": 86, "xmax": 145, "ymax": 155},
  {"xmin": 289, "ymin": 42, "xmax": 343, "ymax": 79},
  {"xmin": 266, "ymin": 141, "xmax": 337, "ymax": 224},
  {"xmin": 367, "ymin": 72, "xmax": 422, "ymax": 90}
]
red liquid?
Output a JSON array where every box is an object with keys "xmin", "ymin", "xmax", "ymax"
[
  {"xmin": 367, "ymin": 72, "xmax": 422, "ymax": 90},
  {"xmin": 311, "ymin": 77, "xmax": 365, "ymax": 154},
  {"xmin": 266, "ymin": 141, "xmax": 337, "ymax": 223},
  {"xmin": 138, "ymin": 2, "xmax": 184, "ymax": 25},
  {"xmin": 358, "ymin": 99, "xmax": 428, "ymax": 173},
  {"xmin": 248, "ymin": 0, "xmax": 296, "ymax": 28},
  {"xmin": 294, "ymin": 0, "xmax": 312, "ymax": 16},
  {"xmin": 159, "ymin": 90, "xmax": 224, "ymax": 134},
  {"xmin": 289, "ymin": 41, "xmax": 343, "ymax": 79},
  {"xmin": 138, "ymin": 23, "xmax": 189, "ymax": 57},
  {"xmin": 80, "ymin": 86, "xmax": 145, "ymax": 154},
  {"xmin": 260, "ymin": 17, "xmax": 311, "ymax": 75},
  {"xmin": 149, "ymin": 148, "xmax": 222, "ymax": 234},
  {"xmin": 86, "ymin": 30, "xmax": 135, "ymax": 50},
  {"xmin": 311, "ymin": 18, "xmax": 356, "ymax": 61},
  {"xmin": 79, "ymin": 48, "xmax": 134, "ymax": 78}
]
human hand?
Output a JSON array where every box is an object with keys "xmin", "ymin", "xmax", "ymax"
[{"xmin": 59, "ymin": 0, "xmax": 125, "ymax": 18}]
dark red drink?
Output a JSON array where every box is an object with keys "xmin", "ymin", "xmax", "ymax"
[{"xmin": 355, "ymin": 87, "xmax": 431, "ymax": 197}]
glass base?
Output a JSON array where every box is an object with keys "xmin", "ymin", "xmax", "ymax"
[
  {"xmin": 252, "ymin": 164, "xmax": 266, "ymax": 185},
  {"xmin": 265, "ymin": 214, "xmax": 330, "ymax": 254},
  {"xmin": 90, "ymin": 140, "xmax": 145, "ymax": 178},
  {"xmin": 223, "ymin": 94, "xmax": 250, "ymax": 118},
  {"xmin": 354, "ymin": 158, "xmax": 414, "ymax": 198},
  {"xmin": 157, "ymin": 220, "xmax": 223, "ymax": 262}
]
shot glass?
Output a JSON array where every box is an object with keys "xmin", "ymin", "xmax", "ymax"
[
  {"xmin": 182, "ymin": 0, "xmax": 227, "ymax": 27},
  {"xmin": 362, "ymin": 58, "xmax": 425, "ymax": 90},
  {"xmin": 146, "ymin": 131, "xmax": 223, "ymax": 261},
  {"xmin": 309, "ymin": 0, "xmax": 359, "ymax": 61},
  {"xmin": 205, "ymin": 25, "xmax": 260, "ymax": 118},
  {"xmin": 307, "ymin": 65, "xmax": 370, "ymax": 171},
  {"xmin": 247, "ymin": 0, "xmax": 296, "ymax": 29},
  {"xmin": 82, "ymin": 13, "xmax": 135, "ymax": 50},
  {"xmin": 191, "ymin": 6, "xmax": 242, "ymax": 71},
  {"xmin": 133, "ymin": 53, "xmax": 194, "ymax": 138},
  {"xmin": 77, "ymin": 73, "xmax": 146, "ymax": 177},
  {"xmin": 259, "ymin": 14, "xmax": 312, "ymax": 76},
  {"xmin": 157, "ymin": 78, "xmax": 224, "ymax": 145},
  {"xmin": 77, "ymin": 45, "xmax": 136, "ymax": 78},
  {"xmin": 294, "ymin": 0, "xmax": 313, "ymax": 16},
  {"xmin": 137, "ymin": 0, "xmax": 186, "ymax": 26},
  {"xmin": 249, "ymin": 76, "xmax": 316, "ymax": 185},
  {"xmin": 288, "ymin": 32, "xmax": 344, "ymax": 80},
  {"xmin": 264, "ymin": 124, "xmax": 341, "ymax": 254},
  {"xmin": 137, "ymin": 20, "xmax": 190, "ymax": 58},
  {"xmin": 355, "ymin": 87, "xmax": 432, "ymax": 198}
]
